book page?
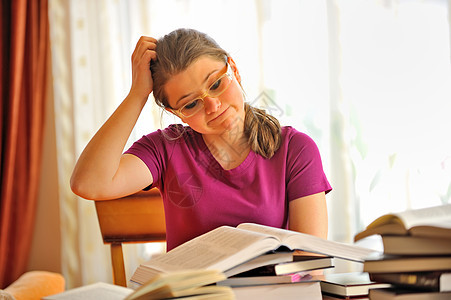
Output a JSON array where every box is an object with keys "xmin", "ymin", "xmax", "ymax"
[
  {"xmin": 126, "ymin": 270, "xmax": 227, "ymax": 300},
  {"xmin": 369, "ymin": 204, "xmax": 451, "ymax": 230},
  {"xmin": 237, "ymin": 223, "xmax": 294, "ymax": 241},
  {"xmin": 396, "ymin": 204, "xmax": 451, "ymax": 229},
  {"xmin": 237, "ymin": 223, "xmax": 375, "ymax": 262},
  {"xmin": 142, "ymin": 226, "xmax": 280, "ymax": 273},
  {"xmin": 43, "ymin": 282, "xmax": 132, "ymax": 300}
]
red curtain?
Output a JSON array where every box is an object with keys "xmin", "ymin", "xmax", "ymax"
[{"xmin": 0, "ymin": 0, "xmax": 49, "ymax": 288}]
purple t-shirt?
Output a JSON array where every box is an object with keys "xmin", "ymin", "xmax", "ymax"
[{"xmin": 125, "ymin": 125, "xmax": 331, "ymax": 250}]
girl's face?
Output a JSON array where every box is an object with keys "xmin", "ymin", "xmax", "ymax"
[{"xmin": 164, "ymin": 56, "xmax": 245, "ymax": 135}]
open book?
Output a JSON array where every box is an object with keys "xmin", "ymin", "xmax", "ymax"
[
  {"xmin": 126, "ymin": 269, "xmax": 233, "ymax": 300},
  {"xmin": 44, "ymin": 271, "xmax": 233, "ymax": 300},
  {"xmin": 354, "ymin": 204, "xmax": 451, "ymax": 241},
  {"xmin": 130, "ymin": 223, "xmax": 375, "ymax": 286}
]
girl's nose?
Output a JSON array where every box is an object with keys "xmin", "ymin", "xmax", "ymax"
[{"xmin": 203, "ymin": 97, "xmax": 221, "ymax": 114}]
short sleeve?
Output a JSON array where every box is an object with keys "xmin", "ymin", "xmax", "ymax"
[
  {"xmin": 124, "ymin": 129, "xmax": 169, "ymax": 188},
  {"xmin": 285, "ymin": 129, "xmax": 332, "ymax": 201}
]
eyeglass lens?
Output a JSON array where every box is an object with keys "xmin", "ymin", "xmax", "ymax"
[{"xmin": 180, "ymin": 70, "xmax": 232, "ymax": 117}]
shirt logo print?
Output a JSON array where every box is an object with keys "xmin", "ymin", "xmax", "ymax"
[{"xmin": 167, "ymin": 172, "xmax": 203, "ymax": 208}]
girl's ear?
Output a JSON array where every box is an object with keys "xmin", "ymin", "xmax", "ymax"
[{"xmin": 227, "ymin": 57, "xmax": 241, "ymax": 83}]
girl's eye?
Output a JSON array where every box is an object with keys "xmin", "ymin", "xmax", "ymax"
[
  {"xmin": 184, "ymin": 99, "xmax": 199, "ymax": 110},
  {"xmin": 210, "ymin": 78, "xmax": 222, "ymax": 91}
]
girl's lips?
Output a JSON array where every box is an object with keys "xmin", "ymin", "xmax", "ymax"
[{"xmin": 208, "ymin": 107, "xmax": 229, "ymax": 125}]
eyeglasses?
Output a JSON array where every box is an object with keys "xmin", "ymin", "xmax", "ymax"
[{"xmin": 171, "ymin": 62, "xmax": 233, "ymax": 118}]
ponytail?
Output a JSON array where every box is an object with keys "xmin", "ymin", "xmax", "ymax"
[{"xmin": 244, "ymin": 103, "xmax": 282, "ymax": 159}]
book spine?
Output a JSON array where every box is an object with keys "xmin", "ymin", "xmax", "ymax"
[{"xmin": 369, "ymin": 272, "xmax": 441, "ymax": 292}]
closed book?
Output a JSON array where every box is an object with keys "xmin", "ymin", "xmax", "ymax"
[
  {"xmin": 224, "ymin": 251, "xmax": 294, "ymax": 277},
  {"xmin": 369, "ymin": 271, "xmax": 451, "ymax": 292},
  {"xmin": 320, "ymin": 272, "xmax": 391, "ymax": 297},
  {"xmin": 368, "ymin": 287, "xmax": 451, "ymax": 300},
  {"xmin": 322, "ymin": 295, "xmax": 369, "ymax": 300},
  {"xmin": 363, "ymin": 255, "xmax": 451, "ymax": 273},
  {"xmin": 381, "ymin": 235, "xmax": 451, "ymax": 256},
  {"xmin": 233, "ymin": 255, "xmax": 334, "ymax": 277},
  {"xmin": 218, "ymin": 273, "xmax": 303, "ymax": 287},
  {"xmin": 231, "ymin": 281, "xmax": 322, "ymax": 300},
  {"xmin": 276, "ymin": 255, "xmax": 334, "ymax": 275}
]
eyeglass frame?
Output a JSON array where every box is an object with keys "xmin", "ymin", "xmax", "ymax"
[{"xmin": 169, "ymin": 62, "xmax": 234, "ymax": 118}]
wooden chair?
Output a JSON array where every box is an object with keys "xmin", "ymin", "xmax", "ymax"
[{"xmin": 94, "ymin": 188, "xmax": 166, "ymax": 287}]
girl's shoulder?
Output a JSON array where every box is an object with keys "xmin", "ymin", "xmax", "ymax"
[
  {"xmin": 281, "ymin": 126, "xmax": 315, "ymax": 144},
  {"xmin": 280, "ymin": 126, "xmax": 321, "ymax": 155},
  {"xmin": 155, "ymin": 124, "xmax": 197, "ymax": 140}
]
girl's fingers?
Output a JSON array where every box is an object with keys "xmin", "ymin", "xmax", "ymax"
[
  {"xmin": 138, "ymin": 36, "xmax": 157, "ymax": 44},
  {"xmin": 132, "ymin": 36, "xmax": 157, "ymax": 63}
]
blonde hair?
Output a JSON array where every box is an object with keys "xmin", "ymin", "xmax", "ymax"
[{"xmin": 151, "ymin": 28, "xmax": 281, "ymax": 158}]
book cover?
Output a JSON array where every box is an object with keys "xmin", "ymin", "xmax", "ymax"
[
  {"xmin": 230, "ymin": 255, "xmax": 334, "ymax": 277},
  {"xmin": 319, "ymin": 272, "xmax": 391, "ymax": 297},
  {"xmin": 369, "ymin": 271, "xmax": 451, "ymax": 292},
  {"xmin": 322, "ymin": 294, "xmax": 369, "ymax": 300},
  {"xmin": 231, "ymin": 281, "xmax": 322, "ymax": 300},
  {"xmin": 369, "ymin": 287, "xmax": 451, "ymax": 300},
  {"xmin": 217, "ymin": 273, "xmax": 304, "ymax": 287},
  {"xmin": 363, "ymin": 255, "xmax": 451, "ymax": 273},
  {"xmin": 381, "ymin": 235, "xmax": 451, "ymax": 256},
  {"xmin": 224, "ymin": 251, "xmax": 294, "ymax": 277}
]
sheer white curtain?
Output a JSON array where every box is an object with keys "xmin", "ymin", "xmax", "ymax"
[
  {"xmin": 48, "ymin": 0, "xmax": 166, "ymax": 288},
  {"xmin": 255, "ymin": 0, "xmax": 451, "ymax": 243},
  {"xmin": 327, "ymin": 0, "xmax": 451, "ymax": 241},
  {"xmin": 48, "ymin": 0, "xmax": 451, "ymax": 287}
]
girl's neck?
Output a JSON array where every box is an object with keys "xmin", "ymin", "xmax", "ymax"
[{"xmin": 202, "ymin": 125, "xmax": 250, "ymax": 170}]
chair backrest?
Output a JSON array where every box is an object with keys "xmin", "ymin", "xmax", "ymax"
[{"xmin": 94, "ymin": 188, "xmax": 166, "ymax": 287}]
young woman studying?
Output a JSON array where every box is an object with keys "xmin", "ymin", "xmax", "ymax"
[{"xmin": 70, "ymin": 28, "xmax": 332, "ymax": 251}]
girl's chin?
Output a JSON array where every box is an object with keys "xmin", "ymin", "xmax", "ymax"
[
  {"xmin": 221, "ymin": 117, "xmax": 237, "ymax": 131},
  {"xmin": 213, "ymin": 114, "xmax": 243, "ymax": 132}
]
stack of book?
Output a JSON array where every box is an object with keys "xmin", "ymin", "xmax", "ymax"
[
  {"xmin": 129, "ymin": 222, "xmax": 376, "ymax": 299},
  {"xmin": 354, "ymin": 204, "xmax": 451, "ymax": 299},
  {"xmin": 217, "ymin": 252, "xmax": 335, "ymax": 286}
]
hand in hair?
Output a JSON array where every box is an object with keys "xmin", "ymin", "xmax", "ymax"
[{"xmin": 129, "ymin": 36, "xmax": 157, "ymax": 101}]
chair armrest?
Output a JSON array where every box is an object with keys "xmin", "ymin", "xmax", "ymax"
[{"xmin": 2, "ymin": 271, "xmax": 65, "ymax": 300}]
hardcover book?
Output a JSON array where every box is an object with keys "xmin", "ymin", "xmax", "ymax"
[
  {"xmin": 354, "ymin": 204, "xmax": 451, "ymax": 242},
  {"xmin": 319, "ymin": 272, "xmax": 391, "ymax": 297},
  {"xmin": 369, "ymin": 287, "xmax": 451, "ymax": 300},
  {"xmin": 369, "ymin": 271, "xmax": 451, "ymax": 292},
  {"xmin": 230, "ymin": 255, "xmax": 334, "ymax": 277},
  {"xmin": 363, "ymin": 255, "xmax": 451, "ymax": 274},
  {"xmin": 130, "ymin": 223, "xmax": 375, "ymax": 286},
  {"xmin": 381, "ymin": 235, "xmax": 451, "ymax": 256}
]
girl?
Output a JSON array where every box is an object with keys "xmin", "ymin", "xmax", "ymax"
[{"xmin": 71, "ymin": 28, "xmax": 331, "ymax": 251}]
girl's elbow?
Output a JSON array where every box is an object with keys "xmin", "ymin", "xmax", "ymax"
[{"xmin": 70, "ymin": 174, "xmax": 97, "ymax": 200}]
